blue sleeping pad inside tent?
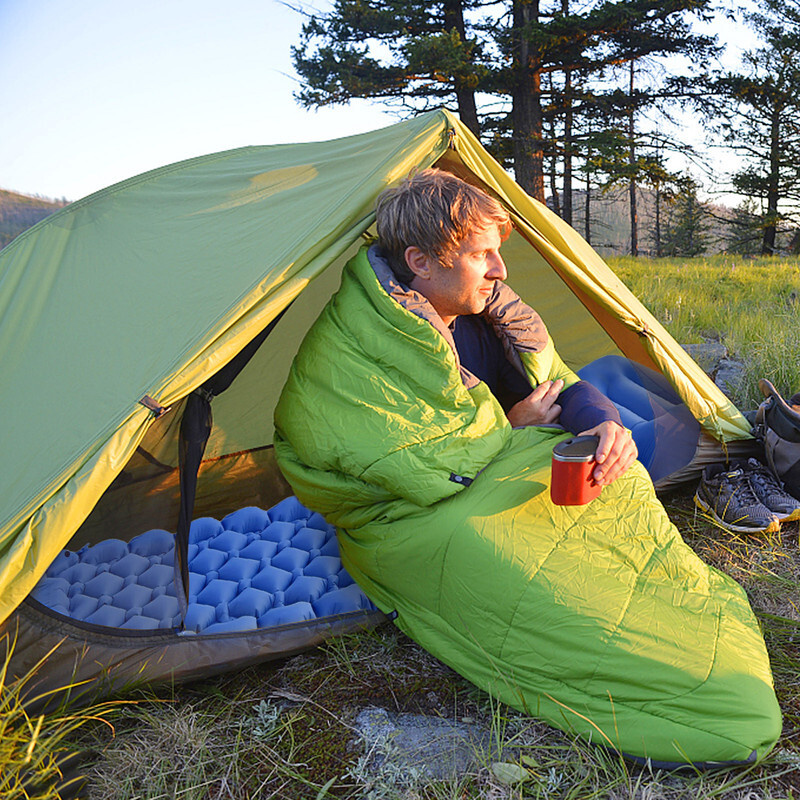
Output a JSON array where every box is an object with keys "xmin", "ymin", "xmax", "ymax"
[
  {"xmin": 31, "ymin": 496, "xmax": 376, "ymax": 633},
  {"xmin": 30, "ymin": 358, "xmax": 697, "ymax": 633},
  {"xmin": 578, "ymin": 355, "xmax": 701, "ymax": 483}
]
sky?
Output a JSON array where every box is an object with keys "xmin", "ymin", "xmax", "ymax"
[
  {"xmin": 0, "ymin": 0, "xmax": 392, "ymax": 200},
  {"xmin": 1, "ymin": 0, "xmax": 749, "ymax": 203}
]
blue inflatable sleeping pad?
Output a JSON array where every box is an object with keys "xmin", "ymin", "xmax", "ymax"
[{"xmin": 30, "ymin": 496, "xmax": 376, "ymax": 633}]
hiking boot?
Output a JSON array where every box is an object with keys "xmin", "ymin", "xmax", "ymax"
[
  {"xmin": 694, "ymin": 464, "xmax": 781, "ymax": 534},
  {"xmin": 742, "ymin": 458, "xmax": 800, "ymax": 522}
]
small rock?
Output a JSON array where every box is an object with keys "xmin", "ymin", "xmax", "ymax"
[
  {"xmin": 356, "ymin": 707, "xmax": 395, "ymax": 743},
  {"xmin": 682, "ymin": 342, "xmax": 727, "ymax": 374},
  {"xmin": 681, "ymin": 342, "xmax": 746, "ymax": 400},
  {"xmin": 353, "ymin": 706, "xmax": 492, "ymax": 783},
  {"xmin": 491, "ymin": 761, "xmax": 530, "ymax": 784},
  {"xmin": 714, "ymin": 357, "xmax": 746, "ymax": 397}
]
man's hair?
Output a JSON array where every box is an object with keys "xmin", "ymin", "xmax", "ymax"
[{"xmin": 375, "ymin": 169, "xmax": 511, "ymax": 283}]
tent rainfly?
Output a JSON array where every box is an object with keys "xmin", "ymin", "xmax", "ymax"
[{"xmin": 0, "ymin": 110, "xmax": 754, "ymax": 710}]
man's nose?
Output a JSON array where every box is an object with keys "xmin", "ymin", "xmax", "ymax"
[{"xmin": 487, "ymin": 253, "xmax": 507, "ymax": 281}]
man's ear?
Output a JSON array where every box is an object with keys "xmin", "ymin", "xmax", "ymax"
[{"xmin": 404, "ymin": 246, "xmax": 432, "ymax": 280}]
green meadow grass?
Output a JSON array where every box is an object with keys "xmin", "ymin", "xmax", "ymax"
[
  {"xmin": 8, "ymin": 255, "xmax": 800, "ymax": 798},
  {"xmin": 608, "ymin": 255, "xmax": 800, "ymax": 410}
]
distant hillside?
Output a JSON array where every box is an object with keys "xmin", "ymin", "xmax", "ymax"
[
  {"xmin": 0, "ymin": 183, "xmax": 774, "ymax": 257},
  {"xmin": 0, "ymin": 189, "xmax": 69, "ymax": 250},
  {"xmin": 543, "ymin": 184, "xmax": 761, "ymax": 257}
]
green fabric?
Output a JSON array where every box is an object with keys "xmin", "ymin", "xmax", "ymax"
[
  {"xmin": 0, "ymin": 115, "xmax": 450, "ymax": 623},
  {"xmin": 275, "ymin": 246, "xmax": 580, "ymax": 521},
  {"xmin": 274, "ymin": 248, "xmax": 781, "ymax": 764}
]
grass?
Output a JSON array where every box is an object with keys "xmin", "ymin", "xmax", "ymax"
[
  {"xmin": 11, "ymin": 254, "xmax": 800, "ymax": 798},
  {"xmin": 608, "ymin": 254, "xmax": 800, "ymax": 410},
  {"xmin": 0, "ymin": 636, "xmax": 121, "ymax": 799},
  {"xmin": 68, "ymin": 570, "xmax": 800, "ymax": 799},
  {"xmin": 75, "ymin": 629, "xmax": 475, "ymax": 799}
]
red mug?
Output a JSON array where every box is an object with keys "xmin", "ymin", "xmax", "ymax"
[{"xmin": 550, "ymin": 435, "xmax": 602, "ymax": 506}]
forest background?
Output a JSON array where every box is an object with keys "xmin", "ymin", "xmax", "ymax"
[
  {"xmin": 4, "ymin": 0, "xmax": 800, "ymax": 260},
  {"xmin": 289, "ymin": 0, "xmax": 800, "ymax": 258}
]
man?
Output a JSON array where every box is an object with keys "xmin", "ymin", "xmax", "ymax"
[
  {"xmin": 274, "ymin": 169, "xmax": 780, "ymax": 766},
  {"xmin": 374, "ymin": 169, "xmax": 637, "ymax": 487}
]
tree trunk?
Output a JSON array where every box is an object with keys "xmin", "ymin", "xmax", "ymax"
[
  {"xmin": 652, "ymin": 139, "xmax": 661, "ymax": 256},
  {"xmin": 561, "ymin": 0, "xmax": 573, "ymax": 226},
  {"xmin": 550, "ymin": 164, "xmax": 561, "ymax": 216},
  {"xmin": 585, "ymin": 153, "xmax": 592, "ymax": 245},
  {"xmin": 455, "ymin": 89, "xmax": 481, "ymax": 139},
  {"xmin": 444, "ymin": 0, "xmax": 481, "ymax": 137},
  {"xmin": 654, "ymin": 182, "xmax": 662, "ymax": 257},
  {"xmin": 762, "ymin": 103, "xmax": 780, "ymax": 256},
  {"xmin": 512, "ymin": 0, "xmax": 545, "ymax": 202},
  {"xmin": 544, "ymin": 91, "xmax": 561, "ymax": 215},
  {"xmin": 628, "ymin": 60, "xmax": 638, "ymax": 257}
]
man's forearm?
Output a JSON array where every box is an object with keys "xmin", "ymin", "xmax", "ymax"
[{"xmin": 558, "ymin": 380, "xmax": 621, "ymax": 434}]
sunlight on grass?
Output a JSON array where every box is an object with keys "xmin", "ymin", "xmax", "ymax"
[
  {"xmin": 609, "ymin": 255, "xmax": 800, "ymax": 408},
  {"xmin": 0, "ymin": 636, "xmax": 122, "ymax": 800}
]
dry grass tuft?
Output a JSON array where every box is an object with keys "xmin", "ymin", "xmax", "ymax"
[{"xmin": 0, "ymin": 636, "xmax": 122, "ymax": 800}]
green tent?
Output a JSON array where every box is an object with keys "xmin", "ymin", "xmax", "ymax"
[{"xmin": 0, "ymin": 110, "xmax": 753, "ymax": 701}]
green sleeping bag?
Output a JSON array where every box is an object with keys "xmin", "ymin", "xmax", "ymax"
[{"xmin": 274, "ymin": 245, "xmax": 781, "ymax": 766}]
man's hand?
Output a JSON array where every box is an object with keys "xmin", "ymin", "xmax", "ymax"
[
  {"xmin": 507, "ymin": 379, "xmax": 564, "ymax": 427},
  {"xmin": 580, "ymin": 420, "xmax": 637, "ymax": 486}
]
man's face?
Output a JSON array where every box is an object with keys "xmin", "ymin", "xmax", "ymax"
[{"xmin": 409, "ymin": 222, "xmax": 507, "ymax": 325}]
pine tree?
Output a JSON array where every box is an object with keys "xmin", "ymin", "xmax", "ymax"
[
  {"xmin": 726, "ymin": 200, "xmax": 764, "ymax": 255},
  {"xmin": 292, "ymin": 0, "xmax": 484, "ymax": 135},
  {"xmin": 493, "ymin": 0, "xmax": 718, "ymax": 204},
  {"xmin": 703, "ymin": 0, "xmax": 800, "ymax": 255},
  {"xmin": 663, "ymin": 175, "xmax": 709, "ymax": 257},
  {"xmin": 291, "ymin": 0, "xmax": 718, "ymax": 203}
]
